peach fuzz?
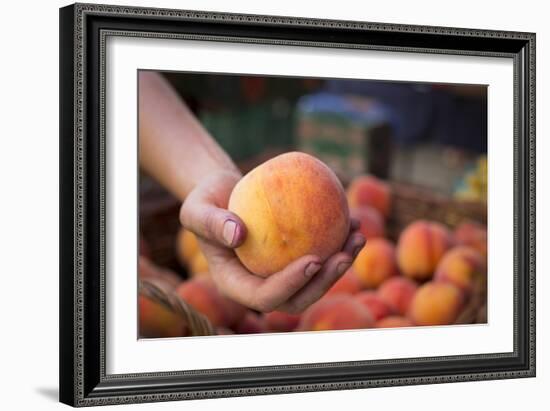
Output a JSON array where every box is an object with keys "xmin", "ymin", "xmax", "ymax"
[
  {"xmin": 350, "ymin": 206, "xmax": 385, "ymax": 240},
  {"xmin": 377, "ymin": 277, "xmax": 418, "ymax": 316},
  {"xmin": 299, "ymin": 295, "xmax": 374, "ymax": 331},
  {"xmin": 138, "ymin": 295, "xmax": 187, "ymax": 338},
  {"xmin": 355, "ymin": 291, "xmax": 393, "ymax": 321},
  {"xmin": 324, "ymin": 269, "xmax": 363, "ymax": 297},
  {"xmin": 434, "ymin": 246, "xmax": 486, "ymax": 295},
  {"xmin": 228, "ymin": 152, "xmax": 350, "ymax": 277},
  {"xmin": 264, "ymin": 311, "xmax": 301, "ymax": 332},
  {"xmin": 396, "ymin": 220, "xmax": 453, "ymax": 281},
  {"xmin": 176, "ymin": 228, "xmax": 200, "ymax": 266},
  {"xmin": 408, "ymin": 282, "xmax": 464, "ymax": 326},
  {"xmin": 375, "ymin": 316, "xmax": 414, "ymax": 328},
  {"xmin": 453, "ymin": 220, "xmax": 487, "ymax": 257},
  {"xmin": 346, "ymin": 175, "xmax": 391, "ymax": 217},
  {"xmin": 176, "ymin": 279, "xmax": 244, "ymax": 328},
  {"xmin": 353, "ymin": 238, "xmax": 398, "ymax": 288}
]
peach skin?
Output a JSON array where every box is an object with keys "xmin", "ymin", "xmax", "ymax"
[
  {"xmin": 346, "ymin": 175, "xmax": 391, "ymax": 217},
  {"xmin": 375, "ymin": 316, "xmax": 414, "ymax": 328},
  {"xmin": 355, "ymin": 291, "xmax": 393, "ymax": 321},
  {"xmin": 350, "ymin": 206, "xmax": 385, "ymax": 240},
  {"xmin": 434, "ymin": 246, "xmax": 486, "ymax": 295},
  {"xmin": 228, "ymin": 152, "xmax": 350, "ymax": 277},
  {"xmin": 139, "ymin": 295, "xmax": 187, "ymax": 338},
  {"xmin": 298, "ymin": 295, "xmax": 374, "ymax": 331},
  {"xmin": 353, "ymin": 238, "xmax": 398, "ymax": 288},
  {"xmin": 264, "ymin": 311, "xmax": 301, "ymax": 332},
  {"xmin": 453, "ymin": 220, "xmax": 487, "ymax": 257},
  {"xmin": 324, "ymin": 268, "xmax": 364, "ymax": 297},
  {"xmin": 396, "ymin": 220, "xmax": 453, "ymax": 281},
  {"xmin": 377, "ymin": 276, "xmax": 418, "ymax": 316},
  {"xmin": 408, "ymin": 281, "xmax": 464, "ymax": 326}
]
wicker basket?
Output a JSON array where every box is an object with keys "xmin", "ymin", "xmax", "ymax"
[{"xmin": 140, "ymin": 171, "xmax": 487, "ymax": 336}]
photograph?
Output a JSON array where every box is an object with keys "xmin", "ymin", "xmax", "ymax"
[{"xmin": 137, "ymin": 71, "xmax": 489, "ymax": 338}]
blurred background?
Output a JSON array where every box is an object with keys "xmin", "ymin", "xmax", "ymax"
[{"xmin": 138, "ymin": 71, "xmax": 488, "ymax": 338}]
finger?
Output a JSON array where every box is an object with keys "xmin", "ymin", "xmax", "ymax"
[
  {"xmin": 350, "ymin": 217, "xmax": 360, "ymax": 231},
  {"xmin": 279, "ymin": 233, "xmax": 365, "ymax": 314},
  {"xmin": 251, "ymin": 255, "xmax": 322, "ymax": 313},
  {"xmin": 180, "ymin": 201, "xmax": 247, "ymax": 248}
]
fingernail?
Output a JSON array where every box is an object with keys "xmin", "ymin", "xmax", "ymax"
[
  {"xmin": 304, "ymin": 262, "xmax": 322, "ymax": 278},
  {"xmin": 222, "ymin": 219, "xmax": 237, "ymax": 246},
  {"xmin": 337, "ymin": 261, "xmax": 352, "ymax": 276}
]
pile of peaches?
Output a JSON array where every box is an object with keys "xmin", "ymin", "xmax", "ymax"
[{"xmin": 140, "ymin": 155, "xmax": 487, "ymax": 338}]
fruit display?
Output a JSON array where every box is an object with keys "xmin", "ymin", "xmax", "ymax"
[{"xmin": 139, "ymin": 157, "xmax": 487, "ymax": 338}]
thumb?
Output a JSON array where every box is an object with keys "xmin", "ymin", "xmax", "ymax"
[{"xmin": 179, "ymin": 200, "xmax": 247, "ymax": 248}]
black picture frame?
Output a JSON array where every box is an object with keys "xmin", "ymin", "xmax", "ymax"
[{"xmin": 59, "ymin": 3, "xmax": 536, "ymax": 407}]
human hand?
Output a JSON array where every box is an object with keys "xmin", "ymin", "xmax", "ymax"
[{"xmin": 179, "ymin": 170, "xmax": 365, "ymax": 314}]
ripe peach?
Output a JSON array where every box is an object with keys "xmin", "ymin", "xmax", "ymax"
[
  {"xmin": 434, "ymin": 246, "xmax": 486, "ymax": 294},
  {"xmin": 346, "ymin": 175, "xmax": 391, "ymax": 217},
  {"xmin": 299, "ymin": 295, "xmax": 374, "ymax": 331},
  {"xmin": 176, "ymin": 229, "xmax": 200, "ymax": 265},
  {"xmin": 375, "ymin": 316, "xmax": 414, "ymax": 328},
  {"xmin": 353, "ymin": 238, "xmax": 398, "ymax": 288},
  {"xmin": 350, "ymin": 206, "xmax": 385, "ymax": 239},
  {"xmin": 408, "ymin": 282, "xmax": 464, "ymax": 326},
  {"xmin": 176, "ymin": 279, "xmax": 245, "ymax": 328},
  {"xmin": 138, "ymin": 295, "xmax": 187, "ymax": 338},
  {"xmin": 377, "ymin": 277, "xmax": 418, "ymax": 316},
  {"xmin": 396, "ymin": 220, "xmax": 453, "ymax": 281},
  {"xmin": 234, "ymin": 311, "xmax": 267, "ymax": 334},
  {"xmin": 454, "ymin": 220, "xmax": 487, "ymax": 257},
  {"xmin": 355, "ymin": 291, "xmax": 393, "ymax": 321},
  {"xmin": 264, "ymin": 311, "xmax": 301, "ymax": 333},
  {"xmin": 325, "ymin": 269, "xmax": 363, "ymax": 297},
  {"xmin": 228, "ymin": 152, "xmax": 350, "ymax": 277}
]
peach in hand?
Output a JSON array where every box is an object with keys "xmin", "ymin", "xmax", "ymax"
[
  {"xmin": 408, "ymin": 281, "xmax": 464, "ymax": 326},
  {"xmin": 353, "ymin": 238, "xmax": 398, "ymax": 288},
  {"xmin": 228, "ymin": 152, "xmax": 350, "ymax": 277},
  {"xmin": 396, "ymin": 220, "xmax": 453, "ymax": 281}
]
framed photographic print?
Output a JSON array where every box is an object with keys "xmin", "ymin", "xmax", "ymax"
[{"xmin": 59, "ymin": 2, "xmax": 536, "ymax": 407}]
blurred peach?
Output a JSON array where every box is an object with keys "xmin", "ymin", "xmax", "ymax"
[
  {"xmin": 325, "ymin": 269, "xmax": 363, "ymax": 297},
  {"xmin": 139, "ymin": 294, "xmax": 187, "ymax": 338},
  {"xmin": 408, "ymin": 282, "xmax": 464, "ymax": 326},
  {"xmin": 355, "ymin": 291, "xmax": 393, "ymax": 321},
  {"xmin": 353, "ymin": 238, "xmax": 398, "ymax": 288},
  {"xmin": 346, "ymin": 175, "xmax": 391, "ymax": 217},
  {"xmin": 264, "ymin": 311, "xmax": 301, "ymax": 333},
  {"xmin": 396, "ymin": 220, "xmax": 453, "ymax": 281},
  {"xmin": 234, "ymin": 311, "xmax": 267, "ymax": 334},
  {"xmin": 176, "ymin": 228, "xmax": 200, "ymax": 266},
  {"xmin": 375, "ymin": 316, "xmax": 414, "ymax": 328},
  {"xmin": 453, "ymin": 220, "xmax": 487, "ymax": 257},
  {"xmin": 350, "ymin": 206, "xmax": 385, "ymax": 239},
  {"xmin": 299, "ymin": 295, "xmax": 374, "ymax": 331},
  {"xmin": 434, "ymin": 246, "xmax": 486, "ymax": 295},
  {"xmin": 377, "ymin": 277, "xmax": 418, "ymax": 316}
]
